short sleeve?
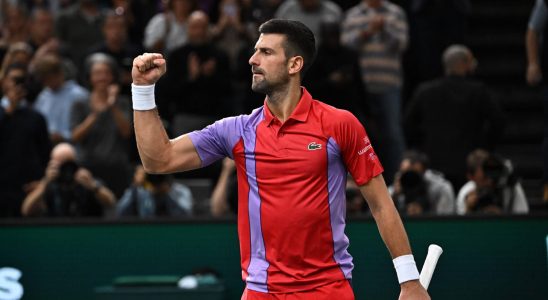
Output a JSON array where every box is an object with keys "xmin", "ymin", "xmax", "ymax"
[
  {"xmin": 332, "ymin": 110, "xmax": 384, "ymax": 186},
  {"xmin": 187, "ymin": 116, "xmax": 242, "ymax": 167}
]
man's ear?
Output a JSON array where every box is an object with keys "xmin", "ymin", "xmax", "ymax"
[{"xmin": 287, "ymin": 56, "xmax": 304, "ymax": 75}]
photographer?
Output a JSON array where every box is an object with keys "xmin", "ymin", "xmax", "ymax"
[
  {"xmin": 456, "ymin": 149, "xmax": 529, "ymax": 215},
  {"xmin": 390, "ymin": 150, "xmax": 456, "ymax": 215},
  {"xmin": 0, "ymin": 63, "xmax": 51, "ymax": 218},
  {"xmin": 116, "ymin": 165, "xmax": 193, "ymax": 217},
  {"xmin": 21, "ymin": 143, "xmax": 116, "ymax": 217}
]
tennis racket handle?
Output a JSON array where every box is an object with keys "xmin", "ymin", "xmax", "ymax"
[{"xmin": 419, "ymin": 244, "xmax": 443, "ymax": 290}]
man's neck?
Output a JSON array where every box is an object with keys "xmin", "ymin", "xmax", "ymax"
[{"xmin": 265, "ymin": 83, "xmax": 302, "ymax": 123}]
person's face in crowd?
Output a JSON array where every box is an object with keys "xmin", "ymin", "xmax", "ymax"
[
  {"xmin": 5, "ymin": 6, "xmax": 27, "ymax": 34},
  {"xmin": 103, "ymin": 15, "xmax": 127, "ymax": 46},
  {"xmin": 31, "ymin": 10, "xmax": 54, "ymax": 43},
  {"xmin": 187, "ymin": 13, "xmax": 210, "ymax": 45},
  {"xmin": 249, "ymin": 34, "xmax": 292, "ymax": 94},
  {"xmin": 90, "ymin": 62, "xmax": 114, "ymax": 91}
]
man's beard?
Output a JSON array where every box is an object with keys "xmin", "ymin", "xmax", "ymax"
[
  {"xmin": 251, "ymin": 72, "xmax": 288, "ymax": 95},
  {"xmin": 251, "ymin": 76, "xmax": 271, "ymax": 94}
]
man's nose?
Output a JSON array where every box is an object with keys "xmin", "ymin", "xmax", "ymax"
[{"xmin": 249, "ymin": 52, "xmax": 258, "ymax": 66}]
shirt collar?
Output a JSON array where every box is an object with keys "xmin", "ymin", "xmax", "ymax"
[{"xmin": 263, "ymin": 87, "xmax": 313, "ymax": 126}]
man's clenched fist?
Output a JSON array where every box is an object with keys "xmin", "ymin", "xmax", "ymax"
[{"xmin": 132, "ymin": 53, "xmax": 167, "ymax": 86}]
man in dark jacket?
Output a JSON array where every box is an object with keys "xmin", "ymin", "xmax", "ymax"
[{"xmin": 404, "ymin": 45, "xmax": 505, "ymax": 190}]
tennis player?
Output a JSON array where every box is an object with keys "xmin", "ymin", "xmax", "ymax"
[{"xmin": 131, "ymin": 19, "xmax": 429, "ymax": 300}]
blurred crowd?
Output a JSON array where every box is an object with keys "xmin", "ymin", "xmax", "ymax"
[{"xmin": 0, "ymin": 0, "xmax": 539, "ymax": 219}]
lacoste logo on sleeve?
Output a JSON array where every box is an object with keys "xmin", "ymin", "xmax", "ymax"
[{"xmin": 308, "ymin": 142, "xmax": 322, "ymax": 150}]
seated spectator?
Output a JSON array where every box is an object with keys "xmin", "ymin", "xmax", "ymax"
[
  {"xmin": 0, "ymin": 63, "xmax": 51, "ymax": 217},
  {"xmin": 70, "ymin": 53, "xmax": 132, "ymax": 197},
  {"xmin": 390, "ymin": 150, "xmax": 455, "ymax": 215},
  {"xmin": 405, "ymin": 45, "xmax": 505, "ymax": 190},
  {"xmin": 456, "ymin": 149, "xmax": 529, "ymax": 215},
  {"xmin": 117, "ymin": 165, "xmax": 193, "ymax": 217},
  {"xmin": 33, "ymin": 53, "xmax": 89, "ymax": 144},
  {"xmin": 21, "ymin": 142, "xmax": 116, "ymax": 217}
]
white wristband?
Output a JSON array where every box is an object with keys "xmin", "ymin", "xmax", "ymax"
[
  {"xmin": 393, "ymin": 254, "xmax": 420, "ymax": 284},
  {"xmin": 131, "ymin": 83, "xmax": 156, "ymax": 110}
]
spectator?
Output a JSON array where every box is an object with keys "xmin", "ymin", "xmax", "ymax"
[
  {"xmin": 55, "ymin": 0, "xmax": 105, "ymax": 68},
  {"xmin": 525, "ymin": 0, "xmax": 548, "ymax": 202},
  {"xmin": 143, "ymin": 0, "xmax": 196, "ymax": 54},
  {"xmin": 404, "ymin": 45, "xmax": 506, "ymax": 190},
  {"xmin": 275, "ymin": 0, "xmax": 342, "ymax": 45},
  {"xmin": 88, "ymin": 10, "xmax": 142, "ymax": 96},
  {"xmin": 341, "ymin": 0, "xmax": 408, "ymax": 185},
  {"xmin": 27, "ymin": 7, "xmax": 56, "ymax": 52},
  {"xmin": 456, "ymin": 149, "xmax": 529, "ymax": 215},
  {"xmin": 110, "ymin": 0, "xmax": 156, "ymax": 47},
  {"xmin": 70, "ymin": 53, "xmax": 132, "ymax": 197},
  {"xmin": 33, "ymin": 53, "xmax": 89, "ymax": 144},
  {"xmin": 162, "ymin": 10, "xmax": 232, "ymax": 135},
  {"xmin": 390, "ymin": 150, "xmax": 455, "ymax": 215},
  {"xmin": 117, "ymin": 165, "xmax": 194, "ymax": 217},
  {"xmin": 211, "ymin": 0, "xmax": 256, "ymax": 71},
  {"xmin": 0, "ymin": 63, "xmax": 51, "ymax": 218},
  {"xmin": 303, "ymin": 20, "xmax": 366, "ymax": 119},
  {"xmin": 0, "ymin": 3, "xmax": 30, "ymax": 47},
  {"xmin": 21, "ymin": 142, "xmax": 116, "ymax": 217}
]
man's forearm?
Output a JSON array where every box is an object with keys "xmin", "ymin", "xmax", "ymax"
[{"xmin": 134, "ymin": 109, "xmax": 173, "ymax": 173}]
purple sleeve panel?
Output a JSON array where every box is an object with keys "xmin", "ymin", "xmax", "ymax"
[{"xmin": 188, "ymin": 116, "xmax": 244, "ymax": 167}]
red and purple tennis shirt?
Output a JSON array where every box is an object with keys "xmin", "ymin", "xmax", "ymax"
[{"xmin": 188, "ymin": 88, "xmax": 383, "ymax": 294}]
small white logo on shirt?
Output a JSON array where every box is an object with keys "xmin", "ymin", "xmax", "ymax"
[{"xmin": 358, "ymin": 137, "xmax": 372, "ymax": 155}]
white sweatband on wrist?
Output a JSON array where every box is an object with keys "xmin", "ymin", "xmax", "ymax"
[
  {"xmin": 393, "ymin": 254, "xmax": 420, "ymax": 284},
  {"xmin": 131, "ymin": 83, "xmax": 156, "ymax": 110}
]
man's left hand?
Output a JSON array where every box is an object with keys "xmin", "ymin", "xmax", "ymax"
[{"xmin": 398, "ymin": 280, "xmax": 430, "ymax": 300}]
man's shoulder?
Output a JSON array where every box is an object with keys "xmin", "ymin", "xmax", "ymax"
[{"xmin": 312, "ymin": 100, "xmax": 360, "ymax": 127}]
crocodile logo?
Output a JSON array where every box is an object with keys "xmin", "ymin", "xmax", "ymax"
[{"xmin": 308, "ymin": 142, "xmax": 322, "ymax": 150}]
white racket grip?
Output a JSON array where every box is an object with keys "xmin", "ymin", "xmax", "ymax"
[{"xmin": 419, "ymin": 244, "xmax": 443, "ymax": 290}]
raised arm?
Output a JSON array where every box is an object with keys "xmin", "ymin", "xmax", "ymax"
[
  {"xmin": 132, "ymin": 53, "xmax": 202, "ymax": 174},
  {"xmin": 359, "ymin": 174, "xmax": 430, "ymax": 300}
]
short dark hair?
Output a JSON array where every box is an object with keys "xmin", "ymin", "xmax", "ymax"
[
  {"xmin": 258, "ymin": 19, "xmax": 316, "ymax": 75},
  {"xmin": 403, "ymin": 150, "xmax": 430, "ymax": 170}
]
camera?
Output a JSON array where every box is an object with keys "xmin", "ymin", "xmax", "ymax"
[
  {"xmin": 473, "ymin": 154, "xmax": 517, "ymax": 211},
  {"xmin": 399, "ymin": 170, "xmax": 430, "ymax": 211},
  {"xmin": 56, "ymin": 161, "xmax": 79, "ymax": 185}
]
